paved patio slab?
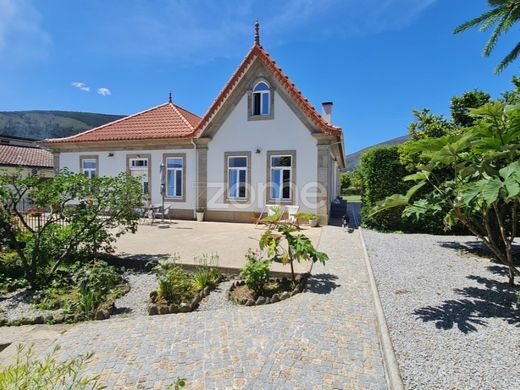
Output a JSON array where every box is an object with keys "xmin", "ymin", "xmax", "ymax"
[
  {"xmin": 34, "ymin": 223, "xmax": 387, "ymax": 389},
  {"xmin": 114, "ymin": 220, "xmax": 322, "ymax": 274}
]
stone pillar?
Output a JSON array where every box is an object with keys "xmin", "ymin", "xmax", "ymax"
[
  {"xmin": 317, "ymin": 143, "xmax": 330, "ymax": 225},
  {"xmin": 196, "ymin": 146, "xmax": 208, "ymax": 211}
]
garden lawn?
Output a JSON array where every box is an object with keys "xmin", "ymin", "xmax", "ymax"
[{"xmin": 363, "ymin": 229, "xmax": 520, "ymax": 390}]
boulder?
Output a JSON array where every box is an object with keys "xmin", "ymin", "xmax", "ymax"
[
  {"xmin": 280, "ymin": 291, "xmax": 290, "ymax": 300},
  {"xmin": 169, "ymin": 304, "xmax": 179, "ymax": 313},
  {"xmin": 271, "ymin": 294, "xmax": 280, "ymax": 303},
  {"xmin": 158, "ymin": 305, "xmax": 170, "ymax": 315},
  {"xmin": 94, "ymin": 309, "xmax": 109, "ymax": 321},
  {"xmin": 147, "ymin": 304, "xmax": 159, "ymax": 316},
  {"xmin": 149, "ymin": 291, "xmax": 159, "ymax": 302},
  {"xmin": 245, "ymin": 299, "xmax": 255, "ymax": 306},
  {"xmin": 255, "ymin": 296, "xmax": 266, "ymax": 305}
]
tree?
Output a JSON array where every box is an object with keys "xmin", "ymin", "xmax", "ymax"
[
  {"xmin": 350, "ymin": 169, "xmax": 363, "ymax": 189},
  {"xmin": 454, "ymin": 0, "xmax": 520, "ymax": 73},
  {"xmin": 374, "ymin": 102, "xmax": 520, "ymax": 285},
  {"xmin": 340, "ymin": 172, "xmax": 351, "ymax": 193},
  {"xmin": 0, "ymin": 170, "xmax": 142, "ymax": 287},
  {"xmin": 451, "ymin": 89, "xmax": 491, "ymax": 128},
  {"xmin": 408, "ymin": 109, "xmax": 454, "ymax": 141}
]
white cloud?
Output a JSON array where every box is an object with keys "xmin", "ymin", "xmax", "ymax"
[
  {"xmin": 72, "ymin": 82, "xmax": 90, "ymax": 92},
  {"xmin": 97, "ymin": 87, "xmax": 111, "ymax": 96},
  {"xmin": 0, "ymin": 0, "xmax": 51, "ymax": 63}
]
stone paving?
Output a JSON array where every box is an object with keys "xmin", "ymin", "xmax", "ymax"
[{"xmin": 38, "ymin": 223, "xmax": 387, "ymax": 389}]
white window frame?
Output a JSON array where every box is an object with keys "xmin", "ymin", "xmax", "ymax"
[
  {"xmin": 129, "ymin": 158, "xmax": 148, "ymax": 169},
  {"xmin": 81, "ymin": 158, "xmax": 97, "ymax": 178},
  {"xmin": 270, "ymin": 155, "xmax": 292, "ymax": 201},
  {"xmin": 128, "ymin": 157, "xmax": 150, "ymax": 194},
  {"xmin": 227, "ymin": 155, "xmax": 248, "ymax": 200},
  {"xmin": 252, "ymin": 81, "xmax": 270, "ymax": 116},
  {"xmin": 165, "ymin": 157, "xmax": 184, "ymax": 199}
]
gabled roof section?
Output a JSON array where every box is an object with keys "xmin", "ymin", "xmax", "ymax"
[
  {"xmin": 44, "ymin": 102, "xmax": 201, "ymax": 144},
  {"xmin": 0, "ymin": 144, "xmax": 53, "ymax": 168},
  {"xmin": 195, "ymin": 43, "xmax": 342, "ymax": 138}
]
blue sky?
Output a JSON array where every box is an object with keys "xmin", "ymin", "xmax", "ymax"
[{"xmin": 0, "ymin": 0, "xmax": 518, "ymax": 153}]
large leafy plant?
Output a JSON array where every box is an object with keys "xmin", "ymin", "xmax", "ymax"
[
  {"xmin": 260, "ymin": 225, "xmax": 329, "ymax": 284},
  {"xmin": 374, "ymin": 102, "xmax": 520, "ymax": 285}
]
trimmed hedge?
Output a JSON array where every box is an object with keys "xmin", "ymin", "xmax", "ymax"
[
  {"xmin": 360, "ymin": 146, "xmax": 409, "ymax": 231},
  {"xmin": 360, "ymin": 145, "xmax": 463, "ymax": 234}
]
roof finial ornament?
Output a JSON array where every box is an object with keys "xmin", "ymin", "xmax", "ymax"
[
  {"xmin": 168, "ymin": 90, "xmax": 173, "ymax": 103},
  {"xmin": 254, "ymin": 18, "xmax": 260, "ymax": 46}
]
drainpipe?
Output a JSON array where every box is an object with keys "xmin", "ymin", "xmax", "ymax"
[{"xmin": 191, "ymin": 138, "xmax": 198, "ymax": 220}]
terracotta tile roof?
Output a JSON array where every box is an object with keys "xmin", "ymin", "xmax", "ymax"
[
  {"xmin": 195, "ymin": 43, "xmax": 342, "ymax": 138},
  {"xmin": 44, "ymin": 102, "xmax": 201, "ymax": 144},
  {"xmin": 0, "ymin": 144, "xmax": 53, "ymax": 168}
]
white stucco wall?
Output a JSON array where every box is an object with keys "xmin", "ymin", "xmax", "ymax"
[
  {"xmin": 59, "ymin": 148, "xmax": 196, "ymax": 210},
  {"xmin": 206, "ymin": 90, "xmax": 319, "ymax": 214}
]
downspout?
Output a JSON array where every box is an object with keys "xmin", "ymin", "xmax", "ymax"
[{"xmin": 191, "ymin": 138, "xmax": 198, "ymax": 220}]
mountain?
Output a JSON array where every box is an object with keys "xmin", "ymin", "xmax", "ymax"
[
  {"xmin": 345, "ymin": 135, "xmax": 410, "ymax": 171},
  {"xmin": 0, "ymin": 110, "xmax": 125, "ymax": 140}
]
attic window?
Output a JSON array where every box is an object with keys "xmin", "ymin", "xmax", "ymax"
[{"xmin": 252, "ymin": 81, "xmax": 270, "ymax": 116}]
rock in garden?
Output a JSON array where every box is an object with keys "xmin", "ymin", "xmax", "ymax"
[
  {"xmin": 169, "ymin": 304, "xmax": 179, "ymax": 313},
  {"xmin": 33, "ymin": 315, "xmax": 44, "ymax": 324},
  {"xmin": 280, "ymin": 291, "xmax": 290, "ymax": 300},
  {"xmin": 255, "ymin": 296, "xmax": 266, "ymax": 305},
  {"xmin": 95, "ymin": 309, "xmax": 109, "ymax": 320},
  {"xmin": 271, "ymin": 294, "xmax": 280, "ymax": 303},
  {"xmin": 53, "ymin": 315, "xmax": 65, "ymax": 324},
  {"xmin": 147, "ymin": 304, "xmax": 158, "ymax": 316},
  {"xmin": 21, "ymin": 317, "xmax": 32, "ymax": 325},
  {"xmin": 149, "ymin": 291, "xmax": 158, "ymax": 302},
  {"xmin": 245, "ymin": 299, "xmax": 255, "ymax": 306},
  {"xmin": 203, "ymin": 286, "xmax": 211, "ymax": 296},
  {"xmin": 158, "ymin": 305, "xmax": 170, "ymax": 315},
  {"xmin": 179, "ymin": 303, "xmax": 191, "ymax": 313}
]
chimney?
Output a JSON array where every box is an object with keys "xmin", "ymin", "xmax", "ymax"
[{"xmin": 321, "ymin": 101, "xmax": 333, "ymax": 124}]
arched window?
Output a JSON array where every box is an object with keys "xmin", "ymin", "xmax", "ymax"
[{"xmin": 252, "ymin": 81, "xmax": 270, "ymax": 116}]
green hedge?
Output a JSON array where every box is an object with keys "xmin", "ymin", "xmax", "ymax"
[
  {"xmin": 360, "ymin": 145, "xmax": 462, "ymax": 234},
  {"xmin": 360, "ymin": 146, "xmax": 409, "ymax": 231}
]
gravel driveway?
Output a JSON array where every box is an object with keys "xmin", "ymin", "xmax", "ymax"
[{"xmin": 363, "ymin": 230, "xmax": 520, "ymax": 390}]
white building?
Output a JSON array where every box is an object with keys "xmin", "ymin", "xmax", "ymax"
[{"xmin": 44, "ymin": 23, "xmax": 345, "ymax": 224}]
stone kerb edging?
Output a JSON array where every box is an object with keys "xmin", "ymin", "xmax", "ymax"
[
  {"xmin": 359, "ymin": 227, "xmax": 405, "ymax": 390},
  {"xmin": 226, "ymin": 276, "xmax": 307, "ymax": 306}
]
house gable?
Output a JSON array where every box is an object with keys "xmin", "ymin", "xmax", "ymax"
[{"xmin": 195, "ymin": 43, "xmax": 342, "ymax": 143}]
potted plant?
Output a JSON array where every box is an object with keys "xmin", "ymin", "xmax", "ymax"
[
  {"xmin": 295, "ymin": 212, "xmax": 319, "ymax": 227},
  {"xmin": 196, "ymin": 208, "xmax": 205, "ymax": 222},
  {"xmin": 308, "ymin": 215, "xmax": 319, "ymax": 227}
]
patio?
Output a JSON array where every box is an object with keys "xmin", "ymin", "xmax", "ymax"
[{"xmin": 113, "ymin": 220, "xmax": 322, "ymax": 274}]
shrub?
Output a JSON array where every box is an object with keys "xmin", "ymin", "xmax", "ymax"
[
  {"xmin": 0, "ymin": 344, "xmax": 103, "ymax": 390},
  {"xmin": 240, "ymin": 249, "xmax": 271, "ymax": 295},
  {"xmin": 192, "ymin": 254, "xmax": 221, "ymax": 292},
  {"xmin": 360, "ymin": 146, "xmax": 409, "ymax": 231},
  {"xmin": 154, "ymin": 258, "xmax": 193, "ymax": 304},
  {"xmin": 73, "ymin": 260, "xmax": 122, "ymax": 314}
]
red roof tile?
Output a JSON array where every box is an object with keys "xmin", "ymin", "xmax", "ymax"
[
  {"xmin": 195, "ymin": 44, "xmax": 342, "ymax": 138},
  {"xmin": 0, "ymin": 144, "xmax": 53, "ymax": 168},
  {"xmin": 44, "ymin": 102, "xmax": 201, "ymax": 144}
]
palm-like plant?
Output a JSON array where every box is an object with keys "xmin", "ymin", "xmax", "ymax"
[{"xmin": 454, "ymin": 0, "xmax": 520, "ymax": 73}]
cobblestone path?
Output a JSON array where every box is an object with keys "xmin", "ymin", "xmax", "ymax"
[{"xmin": 44, "ymin": 224, "xmax": 386, "ymax": 389}]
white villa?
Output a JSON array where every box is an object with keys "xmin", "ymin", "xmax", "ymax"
[{"xmin": 44, "ymin": 23, "xmax": 345, "ymax": 224}]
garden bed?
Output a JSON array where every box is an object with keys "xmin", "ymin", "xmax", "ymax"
[
  {"xmin": 227, "ymin": 275, "xmax": 307, "ymax": 306},
  {"xmin": 147, "ymin": 255, "xmax": 225, "ymax": 316},
  {"xmin": 0, "ymin": 260, "xmax": 130, "ymax": 327}
]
